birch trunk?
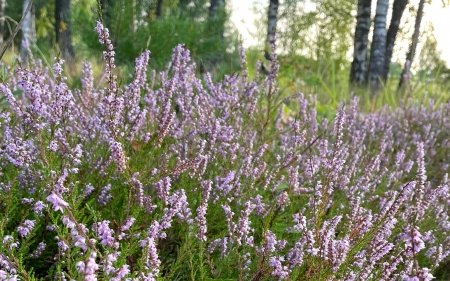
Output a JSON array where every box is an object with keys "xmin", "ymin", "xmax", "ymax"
[
  {"xmin": 209, "ymin": 0, "xmax": 225, "ymax": 18},
  {"xmin": 156, "ymin": 0, "xmax": 163, "ymax": 19},
  {"xmin": 209, "ymin": 0, "xmax": 225, "ymax": 42},
  {"xmin": 100, "ymin": 0, "xmax": 111, "ymax": 26},
  {"xmin": 20, "ymin": 0, "xmax": 36, "ymax": 67},
  {"xmin": 0, "ymin": 0, "xmax": 5, "ymax": 46},
  {"xmin": 265, "ymin": 0, "xmax": 279, "ymax": 60},
  {"xmin": 383, "ymin": 0, "xmax": 408, "ymax": 82},
  {"xmin": 132, "ymin": 0, "xmax": 137, "ymax": 33},
  {"xmin": 205, "ymin": 0, "xmax": 225, "ymax": 69},
  {"xmin": 349, "ymin": 0, "xmax": 372, "ymax": 85},
  {"xmin": 368, "ymin": 0, "xmax": 389, "ymax": 94},
  {"xmin": 55, "ymin": 0, "xmax": 75, "ymax": 62},
  {"xmin": 399, "ymin": 0, "xmax": 425, "ymax": 89}
]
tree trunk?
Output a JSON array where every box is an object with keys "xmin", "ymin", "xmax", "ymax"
[
  {"xmin": 368, "ymin": 0, "xmax": 389, "ymax": 94},
  {"xmin": 100, "ymin": 0, "xmax": 111, "ymax": 26},
  {"xmin": 398, "ymin": 0, "xmax": 425, "ymax": 89},
  {"xmin": 203, "ymin": 0, "xmax": 225, "ymax": 70},
  {"xmin": 209, "ymin": 0, "xmax": 225, "ymax": 18},
  {"xmin": 131, "ymin": 0, "xmax": 137, "ymax": 33},
  {"xmin": 265, "ymin": 0, "xmax": 279, "ymax": 60},
  {"xmin": 0, "ymin": 0, "xmax": 5, "ymax": 46},
  {"xmin": 156, "ymin": 0, "xmax": 163, "ymax": 19},
  {"xmin": 349, "ymin": 0, "xmax": 372, "ymax": 86},
  {"xmin": 55, "ymin": 0, "xmax": 75, "ymax": 62},
  {"xmin": 383, "ymin": 0, "xmax": 408, "ymax": 82},
  {"xmin": 20, "ymin": 0, "xmax": 36, "ymax": 67}
]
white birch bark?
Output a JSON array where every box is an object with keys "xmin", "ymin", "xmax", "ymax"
[
  {"xmin": 265, "ymin": 0, "xmax": 279, "ymax": 60},
  {"xmin": 368, "ymin": 0, "xmax": 389, "ymax": 93},
  {"xmin": 0, "ymin": 0, "xmax": 6, "ymax": 46},
  {"xmin": 399, "ymin": 0, "xmax": 425, "ymax": 89},
  {"xmin": 20, "ymin": 0, "xmax": 36, "ymax": 67}
]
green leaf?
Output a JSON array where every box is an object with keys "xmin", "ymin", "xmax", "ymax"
[
  {"xmin": 1, "ymin": 65, "xmax": 6, "ymax": 81},
  {"xmin": 276, "ymin": 182, "xmax": 289, "ymax": 190},
  {"xmin": 12, "ymin": 90, "xmax": 24, "ymax": 96},
  {"xmin": 303, "ymin": 75, "xmax": 321, "ymax": 86}
]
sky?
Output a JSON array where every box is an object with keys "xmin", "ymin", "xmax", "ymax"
[{"xmin": 229, "ymin": 0, "xmax": 450, "ymax": 65}]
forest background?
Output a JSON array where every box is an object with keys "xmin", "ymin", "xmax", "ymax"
[{"xmin": 2, "ymin": 0, "xmax": 450, "ymax": 111}]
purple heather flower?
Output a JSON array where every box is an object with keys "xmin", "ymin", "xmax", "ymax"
[
  {"xmin": 264, "ymin": 230, "xmax": 277, "ymax": 253},
  {"xmin": 95, "ymin": 220, "xmax": 117, "ymax": 248},
  {"xmin": 236, "ymin": 200, "xmax": 256, "ymax": 246},
  {"xmin": 32, "ymin": 200, "xmax": 47, "ymax": 216},
  {"xmin": 81, "ymin": 62, "xmax": 94, "ymax": 98},
  {"xmin": 17, "ymin": 219, "xmax": 35, "ymax": 237},
  {"xmin": 0, "ymin": 270, "xmax": 18, "ymax": 281},
  {"xmin": 62, "ymin": 216, "xmax": 89, "ymax": 252},
  {"xmin": 222, "ymin": 204, "xmax": 235, "ymax": 239},
  {"xmin": 98, "ymin": 184, "xmax": 112, "ymax": 206},
  {"xmin": 287, "ymin": 241, "xmax": 304, "ymax": 268},
  {"xmin": 2, "ymin": 236, "xmax": 19, "ymax": 250},
  {"xmin": 30, "ymin": 242, "xmax": 46, "ymax": 258},
  {"xmin": 84, "ymin": 183, "xmax": 95, "ymax": 198},
  {"xmin": 103, "ymin": 252, "xmax": 119, "ymax": 275},
  {"xmin": 276, "ymin": 191, "xmax": 290, "ymax": 210},
  {"xmin": 195, "ymin": 202, "xmax": 208, "ymax": 242},
  {"xmin": 21, "ymin": 198, "xmax": 34, "ymax": 205},
  {"xmin": 118, "ymin": 217, "xmax": 136, "ymax": 241},
  {"xmin": 416, "ymin": 142, "xmax": 427, "ymax": 198},
  {"xmin": 121, "ymin": 217, "xmax": 136, "ymax": 232},
  {"xmin": 110, "ymin": 265, "xmax": 130, "ymax": 280},
  {"xmin": 76, "ymin": 251, "xmax": 99, "ymax": 279},
  {"xmin": 53, "ymin": 58, "xmax": 64, "ymax": 77},
  {"xmin": 108, "ymin": 140, "xmax": 127, "ymax": 173},
  {"xmin": 140, "ymin": 237, "xmax": 161, "ymax": 280},
  {"xmin": 398, "ymin": 226, "xmax": 425, "ymax": 254},
  {"xmin": 287, "ymin": 213, "xmax": 307, "ymax": 233},
  {"xmin": 269, "ymin": 256, "xmax": 290, "ymax": 280},
  {"xmin": 46, "ymin": 225, "xmax": 57, "ymax": 231},
  {"xmin": 57, "ymin": 240, "xmax": 69, "ymax": 252},
  {"xmin": 46, "ymin": 192, "xmax": 69, "ymax": 212}
]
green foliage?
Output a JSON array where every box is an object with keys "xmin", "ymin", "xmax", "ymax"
[{"xmin": 71, "ymin": 0, "xmax": 239, "ymax": 75}]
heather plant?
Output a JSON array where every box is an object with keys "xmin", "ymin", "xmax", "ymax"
[{"xmin": 2, "ymin": 21, "xmax": 450, "ymax": 281}]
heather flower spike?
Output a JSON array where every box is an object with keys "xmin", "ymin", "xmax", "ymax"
[{"xmin": 0, "ymin": 21, "xmax": 449, "ymax": 281}]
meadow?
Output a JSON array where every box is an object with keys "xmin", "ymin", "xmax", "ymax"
[{"xmin": 0, "ymin": 22, "xmax": 450, "ymax": 280}]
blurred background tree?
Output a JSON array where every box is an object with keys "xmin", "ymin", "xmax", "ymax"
[
  {"xmin": 73, "ymin": 0, "xmax": 240, "ymax": 74},
  {"xmin": 19, "ymin": 0, "xmax": 35, "ymax": 66},
  {"xmin": 3, "ymin": 0, "xmax": 240, "ymax": 77},
  {"xmin": 0, "ymin": 0, "xmax": 449, "ymax": 105}
]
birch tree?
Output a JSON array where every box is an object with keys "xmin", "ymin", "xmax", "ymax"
[
  {"xmin": 20, "ymin": 0, "xmax": 35, "ymax": 67},
  {"xmin": 132, "ymin": 0, "xmax": 137, "ymax": 33},
  {"xmin": 265, "ymin": 0, "xmax": 279, "ymax": 60},
  {"xmin": 350, "ymin": 0, "xmax": 372, "ymax": 85},
  {"xmin": 209, "ymin": 0, "xmax": 226, "ymax": 39},
  {"xmin": 209, "ymin": 0, "xmax": 225, "ymax": 17},
  {"xmin": 100, "ymin": 0, "xmax": 111, "ymax": 26},
  {"xmin": 206, "ymin": 0, "xmax": 225, "ymax": 68},
  {"xmin": 368, "ymin": 0, "xmax": 389, "ymax": 93},
  {"xmin": 0, "ymin": 0, "xmax": 5, "ymax": 46},
  {"xmin": 399, "ymin": 0, "xmax": 426, "ymax": 88},
  {"xmin": 383, "ymin": 0, "xmax": 408, "ymax": 82},
  {"xmin": 55, "ymin": 0, "xmax": 75, "ymax": 62},
  {"xmin": 156, "ymin": 0, "xmax": 164, "ymax": 19}
]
